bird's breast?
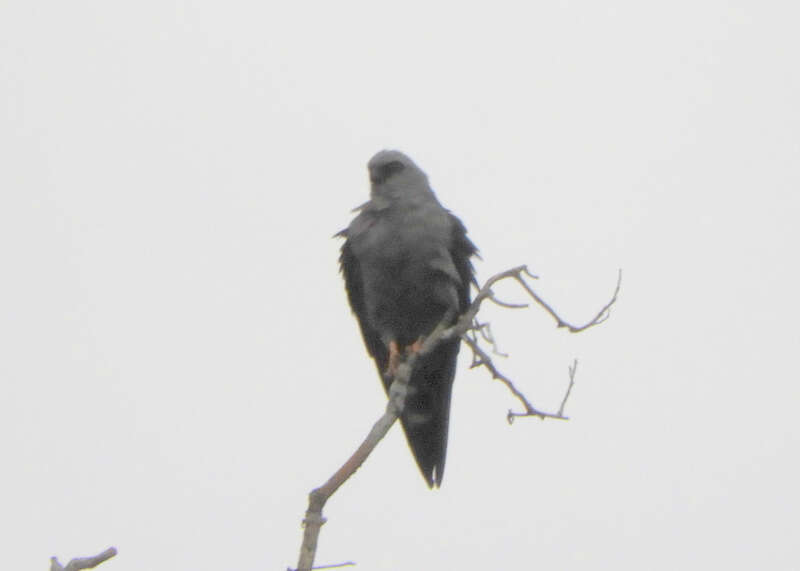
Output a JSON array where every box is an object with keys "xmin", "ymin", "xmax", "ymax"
[{"xmin": 351, "ymin": 214, "xmax": 458, "ymax": 344}]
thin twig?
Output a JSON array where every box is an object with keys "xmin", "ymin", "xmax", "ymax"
[
  {"xmin": 288, "ymin": 562, "xmax": 356, "ymax": 570},
  {"xmin": 462, "ymin": 333, "xmax": 568, "ymax": 422},
  {"xmin": 488, "ymin": 295, "xmax": 529, "ymax": 309},
  {"xmin": 558, "ymin": 360, "xmax": 578, "ymax": 417},
  {"xmin": 513, "ymin": 269, "xmax": 622, "ymax": 333},
  {"xmin": 471, "ymin": 321, "xmax": 506, "ymax": 358}
]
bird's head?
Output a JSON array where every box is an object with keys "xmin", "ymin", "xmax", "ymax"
[{"xmin": 367, "ymin": 150, "xmax": 433, "ymax": 206}]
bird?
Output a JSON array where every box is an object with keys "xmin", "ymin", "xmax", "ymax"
[{"xmin": 337, "ymin": 150, "xmax": 477, "ymax": 487}]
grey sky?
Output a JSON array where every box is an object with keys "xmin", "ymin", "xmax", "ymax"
[{"xmin": 2, "ymin": 2, "xmax": 798, "ymax": 570}]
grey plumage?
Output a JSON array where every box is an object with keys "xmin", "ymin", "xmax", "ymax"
[{"xmin": 338, "ymin": 150, "xmax": 477, "ymax": 487}]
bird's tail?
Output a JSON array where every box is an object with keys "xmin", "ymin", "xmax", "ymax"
[{"xmin": 399, "ymin": 338, "xmax": 460, "ymax": 488}]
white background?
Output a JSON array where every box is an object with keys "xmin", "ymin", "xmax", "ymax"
[{"xmin": 2, "ymin": 2, "xmax": 798, "ymax": 570}]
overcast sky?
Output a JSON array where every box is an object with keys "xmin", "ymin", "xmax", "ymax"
[{"xmin": 2, "ymin": 2, "xmax": 799, "ymax": 570}]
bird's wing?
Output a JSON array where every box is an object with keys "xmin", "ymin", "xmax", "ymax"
[
  {"xmin": 338, "ymin": 226, "xmax": 389, "ymax": 373},
  {"xmin": 338, "ymin": 206, "xmax": 477, "ymax": 488},
  {"xmin": 447, "ymin": 212, "xmax": 479, "ymax": 312}
]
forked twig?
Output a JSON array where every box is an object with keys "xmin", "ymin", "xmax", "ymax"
[
  {"xmin": 558, "ymin": 359, "xmax": 579, "ymax": 418},
  {"xmin": 463, "ymin": 265, "xmax": 618, "ymax": 421},
  {"xmin": 513, "ymin": 267, "xmax": 622, "ymax": 332},
  {"xmin": 462, "ymin": 332, "xmax": 568, "ymax": 422}
]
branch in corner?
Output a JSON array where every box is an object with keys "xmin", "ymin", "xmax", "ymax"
[{"xmin": 50, "ymin": 548, "xmax": 117, "ymax": 571}]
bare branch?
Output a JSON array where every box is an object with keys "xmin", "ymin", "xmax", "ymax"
[
  {"xmin": 294, "ymin": 265, "xmax": 619, "ymax": 568},
  {"xmin": 287, "ymin": 562, "xmax": 356, "ymax": 570},
  {"xmin": 513, "ymin": 268, "xmax": 622, "ymax": 333},
  {"xmin": 295, "ymin": 315, "xmax": 454, "ymax": 571},
  {"xmin": 473, "ymin": 322, "xmax": 508, "ymax": 357},
  {"xmin": 447, "ymin": 265, "xmax": 620, "ymax": 339},
  {"xmin": 462, "ymin": 333, "xmax": 568, "ymax": 422},
  {"xmin": 50, "ymin": 548, "xmax": 117, "ymax": 571},
  {"xmin": 488, "ymin": 296, "xmax": 529, "ymax": 309},
  {"xmin": 455, "ymin": 265, "xmax": 617, "ymax": 421},
  {"xmin": 558, "ymin": 359, "xmax": 579, "ymax": 417}
]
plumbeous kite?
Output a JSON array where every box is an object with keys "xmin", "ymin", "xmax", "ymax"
[{"xmin": 338, "ymin": 150, "xmax": 477, "ymax": 488}]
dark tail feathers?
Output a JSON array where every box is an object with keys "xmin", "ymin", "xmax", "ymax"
[{"xmin": 397, "ymin": 338, "xmax": 459, "ymax": 488}]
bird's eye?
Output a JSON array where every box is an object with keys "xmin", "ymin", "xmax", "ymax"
[{"xmin": 383, "ymin": 160, "xmax": 405, "ymax": 176}]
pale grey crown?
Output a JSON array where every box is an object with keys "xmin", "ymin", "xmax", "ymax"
[{"xmin": 367, "ymin": 150, "xmax": 433, "ymax": 204}]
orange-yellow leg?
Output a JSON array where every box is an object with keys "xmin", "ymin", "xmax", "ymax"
[
  {"xmin": 386, "ymin": 337, "xmax": 425, "ymax": 377},
  {"xmin": 386, "ymin": 340, "xmax": 401, "ymax": 377},
  {"xmin": 406, "ymin": 337, "xmax": 424, "ymax": 355}
]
